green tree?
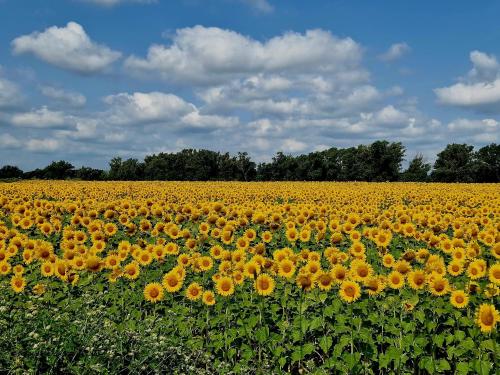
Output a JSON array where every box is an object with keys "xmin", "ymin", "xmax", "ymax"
[
  {"xmin": 43, "ymin": 160, "xmax": 75, "ymax": 179},
  {"xmin": 0, "ymin": 165, "xmax": 23, "ymax": 179},
  {"xmin": 431, "ymin": 144, "xmax": 475, "ymax": 182},
  {"xmin": 401, "ymin": 154, "xmax": 431, "ymax": 182},
  {"xmin": 473, "ymin": 143, "xmax": 500, "ymax": 182}
]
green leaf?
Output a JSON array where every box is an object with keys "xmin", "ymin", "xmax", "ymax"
[
  {"xmin": 308, "ymin": 316, "xmax": 323, "ymax": 331},
  {"xmin": 255, "ymin": 326, "xmax": 269, "ymax": 344},
  {"xmin": 480, "ymin": 339, "xmax": 495, "ymax": 352},
  {"xmin": 343, "ymin": 353, "xmax": 361, "ymax": 370},
  {"xmin": 319, "ymin": 336, "xmax": 332, "ymax": 354},
  {"xmin": 436, "ymin": 359, "xmax": 451, "ymax": 372},
  {"xmin": 432, "ymin": 334, "xmax": 445, "ymax": 347},
  {"xmin": 456, "ymin": 362, "xmax": 470, "ymax": 375},
  {"xmin": 415, "ymin": 310, "xmax": 425, "ymax": 323},
  {"xmin": 324, "ymin": 305, "xmax": 335, "ymax": 318},
  {"xmin": 302, "ymin": 342, "xmax": 315, "ymax": 356},
  {"xmin": 473, "ymin": 360, "xmax": 492, "ymax": 375},
  {"xmin": 278, "ymin": 357, "xmax": 286, "ymax": 368}
]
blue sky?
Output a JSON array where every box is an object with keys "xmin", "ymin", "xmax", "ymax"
[{"xmin": 1, "ymin": 0, "xmax": 499, "ymax": 170}]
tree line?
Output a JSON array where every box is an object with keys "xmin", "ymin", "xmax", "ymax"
[{"xmin": 1, "ymin": 141, "xmax": 499, "ymax": 182}]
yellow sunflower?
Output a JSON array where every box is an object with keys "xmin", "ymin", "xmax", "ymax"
[
  {"xmin": 254, "ymin": 274, "xmax": 275, "ymax": 296},
  {"xmin": 215, "ymin": 276, "xmax": 235, "ymax": 297},
  {"xmin": 144, "ymin": 283, "xmax": 164, "ymax": 303},
  {"xmin": 476, "ymin": 304, "xmax": 499, "ymax": 333},
  {"xmin": 186, "ymin": 282, "xmax": 203, "ymax": 301},
  {"xmin": 450, "ymin": 290, "xmax": 469, "ymax": 309},
  {"xmin": 339, "ymin": 280, "xmax": 361, "ymax": 303}
]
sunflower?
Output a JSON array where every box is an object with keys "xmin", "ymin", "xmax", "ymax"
[
  {"xmin": 199, "ymin": 256, "xmax": 214, "ymax": 272},
  {"xmin": 243, "ymin": 260, "xmax": 261, "ymax": 279},
  {"xmin": 339, "ymin": 280, "xmax": 361, "ymax": 303},
  {"xmin": 492, "ymin": 243, "xmax": 500, "ymax": 259},
  {"xmin": 305, "ymin": 260, "xmax": 322, "ymax": 276},
  {"xmin": 186, "ymin": 282, "xmax": 203, "ymax": 301},
  {"xmin": 387, "ymin": 271, "xmax": 405, "ymax": 289},
  {"xmin": 296, "ymin": 272, "xmax": 314, "ymax": 292},
  {"xmin": 137, "ymin": 250, "xmax": 153, "ymax": 266},
  {"xmin": 143, "ymin": 283, "xmax": 164, "ymax": 303},
  {"xmin": 332, "ymin": 264, "xmax": 348, "ymax": 284},
  {"xmin": 351, "ymin": 261, "xmax": 372, "ymax": 282},
  {"xmin": 447, "ymin": 261, "xmax": 464, "ymax": 277},
  {"xmin": 0, "ymin": 261, "xmax": 11, "ymax": 276},
  {"xmin": 285, "ymin": 228, "xmax": 298, "ymax": 243},
  {"xmin": 202, "ymin": 290, "xmax": 216, "ymax": 306},
  {"xmin": 262, "ymin": 231, "xmax": 273, "ymax": 243},
  {"xmin": 394, "ymin": 260, "xmax": 411, "ymax": 275},
  {"xmin": 382, "ymin": 254, "xmax": 395, "ymax": 268},
  {"xmin": 33, "ymin": 283, "xmax": 46, "ymax": 296},
  {"xmin": 278, "ymin": 259, "xmax": 296, "ymax": 279},
  {"xmin": 12, "ymin": 264, "xmax": 24, "ymax": 275},
  {"xmin": 11, "ymin": 275, "xmax": 26, "ymax": 293},
  {"xmin": 450, "ymin": 290, "xmax": 469, "ymax": 309},
  {"xmin": 317, "ymin": 271, "xmax": 334, "ymax": 291},
  {"xmin": 476, "ymin": 304, "xmax": 499, "ymax": 333},
  {"xmin": 216, "ymin": 276, "xmax": 234, "ymax": 297},
  {"xmin": 428, "ymin": 276, "xmax": 450, "ymax": 296},
  {"xmin": 488, "ymin": 263, "xmax": 500, "ymax": 285},
  {"xmin": 41, "ymin": 261, "xmax": 54, "ymax": 277},
  {"xmin": 162, "ymin": 271, "xmax": 183, "ymax": 293},
  {"xmin": 254, "ymin": 274, "xmax": 275, "ymax": 296},
  {"xmin": 123, "ymin": 262, "xmax": 140, "ymax": 280},
  {"xmin": 86, "ymin": 255, "xmax": 103, "ymax": 273},
  {"xmin": 364, "ymin": 276, "xmax": 385, "ymax": 296},
  {"xmin": 407, "ymin": 270, "xmax": 426, "ymax": 290}
]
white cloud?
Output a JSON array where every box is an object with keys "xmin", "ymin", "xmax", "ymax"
[
  {"xmin": 26, "ymin": 138, "xmax": 61, "ymax": 152},
  {"xmin": 373, "ymin": 105, "xmax": 411, "ymax": 125},
  {"xmin": 435, "ymin": 50, "xmax": 500, "ymax": 112},
  {"xmin": 12, "ymin": 22, "xmax": 121, "ymax": 74},
  {"xmin": 379, "ymin": 42, "xmax": 411, "ymax": 62},
  {"xmin": 181, "ymin": 111, "xmax": 239, "ymax": 129},
  {"xmin": 103, "ymin": 91, "xmax": 195, "ymax": 124},
  {"xmin": 468, "ymin": 50, "xmax": 499, "ymax": 82},
  {"xmin": 447, "ymin": 118, "xmax": 498, "ymax": 131},
  {"xmin": 435, "ymin": 79, "xmax": 500, "ymax": 108},
  {"xmin": 40, "ymin": 86, "xmax": 87, "ymax": 107},
  {"xmin": 241, "ymin": 0, "xmax": 273, "ymax": 13},
  {"xmin": 11, "ymin": 106, "xmax": 66, "ymax": 128},
  {"xmin": 125, "ymin": 26, "xmax": 363, "ymax": 85},
  {"xmin": 0, "ymin": 133, "xmax": 21, "ymax": 149},
  {"xmin": 0, "ymin": 75, "xmax": 21, "ymax": 108},
  {"xmin": 281, "ymin": 138, "xmax": 307, "ymax": 153},
  {"xmin": 80, "ymin": 0, "xmax": 156, "ymax": 6}
]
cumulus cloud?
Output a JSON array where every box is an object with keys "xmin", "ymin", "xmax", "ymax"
[
  {"xmin": 101, "ymin": 91, "xmax": 239, "ymax": 132},
  {"xmin": 12, "ymin": 22, "xmax": 121, "ymax": 74},
  {"xmin": 0, "ymin": 74, "xmax": 21, "ymax": 108},
  {"xmin": 125, "ymin": 26, "xmax": 363, "ymax": 85},
  {"xmin": 0, "ymin": 133, "xmax": 22, "ymax": 149},
  {"xmin": 40, "ymin": 86, "xmax": 87, "ymax": 107},
  {"xmin": 11, "ymin": 106, "xmax": 66, "ymax": 128},
  {"xmin": 435, "ymin": 50, "xmax": 500, "ymax": 112},
  {"xmin": 26, "ymin": 138, "xmax": 62, "ymax": 152},
  {"xmin": 103, "ymin": 91, "xmax": 195, "ymax": 124},
  {"xmin": 80, "ymin": 0, "xmax": 156, "ymax": 6},
  {"xmin": 241, "ymin": 0, "xmax": 273, "ymax": 13},
  {"xmin": 468, "ymin": 50, "xmax": 499, "ymax": 82},
  {"xmin": 281, "ymin": 138, "xmax": 307, "ymax": 153},
  {"xmin": 379, "ymin": 42, "xmax": 411, "ymax": 62}
]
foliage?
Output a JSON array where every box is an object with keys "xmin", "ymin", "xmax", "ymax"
[
  {"xmin": 0, "ymin": 181, "xmax": 499, "ymax": 374},
  {"xmin": 2, "ymin": 142, "xmax": 500, "ymax": 182}
]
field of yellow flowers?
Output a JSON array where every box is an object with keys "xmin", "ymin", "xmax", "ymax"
[{"xmin": 0, "ymin": 181, "xmax": 499, "ymax": 374}]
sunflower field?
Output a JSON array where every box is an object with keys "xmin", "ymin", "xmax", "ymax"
[{"xmin": 0, "ymin": 181, "xmax": 499, "ymax": 374}]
